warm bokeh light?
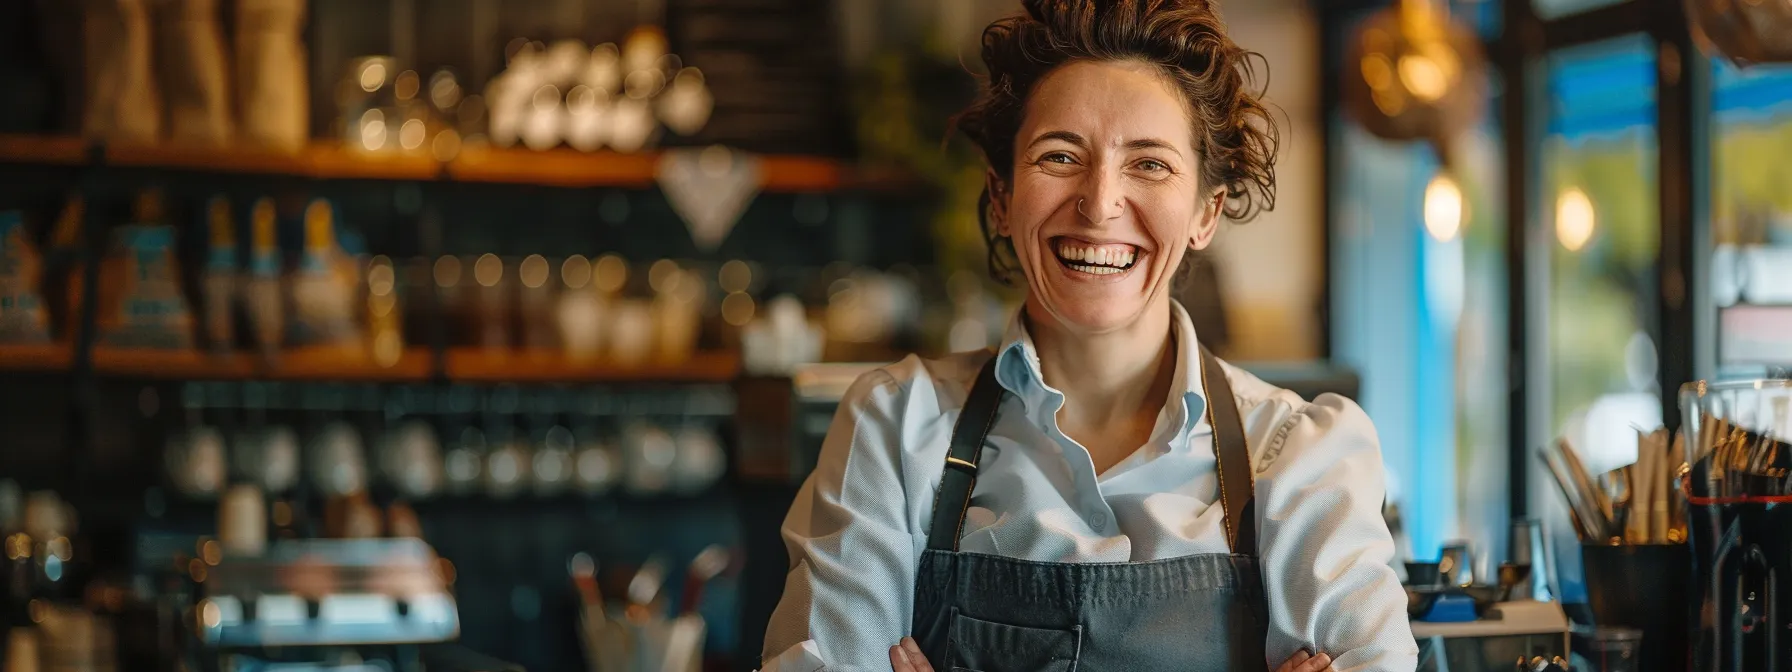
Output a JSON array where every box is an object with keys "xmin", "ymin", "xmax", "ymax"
[
  {"xmin": 433, "ymin": 255, "xmax": 462, "ymax": 288},
  {"xmin": 722, "ymin": 291, "xmax": 756, "ymax": 326},
  {"xmin": 475, "ymin": 253, "xmax": 504, "ymax": 287},
  {"xmin": 395, "ymin": 70, "xmax": 421, "ymax": 101},
  {"xmin": 359, "ymin": 61, "xmax": 387, "ymax": 92},
  {"xmin": 594, "ymin": 254, "xmax": 628, "ymax": 293},
  {"xmin": 200, "ymin": 599, "xmax": 222, "ymax": 628},
  {"xmin": 400, "ymin": 119, "xmax": 427, "ymax": 150},
  {"xmin": 1556, "ymin": 187, "xmax": 1597, "ymax": 251},
  {"xmin": 1423, "ymin": 173, "xmax": 1464, "ymax": 242},
  {"xmin": 368, "ymin": 257, "xmax": 396, "ymax": 295},
  {"xmin": 432, "ymin": 129, "xmax": 462, "ymax": 162},
  {"xmin": 1398, "ymin": 54, "xmax": 1448, "ymax": 102},
  {"xmin": 648, "ymin": 259, "xmax": 680, "ymax": 293},
  {"xmin": 718, "ymin": 260, "xmax": 752, "ymax": 293},
  {"xmin": 520, "ymin": 254, "xmax": 550, "ymax": 289},
  {"xmin": 561, "ymin": 255, "xmax": 592, "ymax": 289}
]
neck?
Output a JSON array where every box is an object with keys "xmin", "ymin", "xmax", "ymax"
[{"xmin": 1025, "ymin": 298, "xmax": 1177, "ymax": 432}]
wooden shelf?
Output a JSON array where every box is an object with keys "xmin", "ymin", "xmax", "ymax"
[
  {"xmin": 71, "ymin": 346, "xmax": 735, "ymax": 383},
  {"xmin": 0, "ymin": 343, "xmax": 74, "ymax": 373},
  {"xmin": 261, "ymin": 347, "xmax": 434, "ymax": 381},
  {"xmin": 0, "ymin": 135, "xmax": 87, "ymax": 166},
  {"xmin": 444, "ymin": 348, "xmax": 739, "ymax": 383},
  {"xmin": 0, "ymin": 134, "xmax": 911, "ymax": 193},
  {"xmin": 90, "ymin": 347, "xmax": 433, "ymax": 381},
  {"xmin": 91, "ymin": 348, "xmax": 255, "ymax": 379}
]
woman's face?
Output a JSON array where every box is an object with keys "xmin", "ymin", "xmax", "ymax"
[{"xmin": 993, "ymin": 59, "xmax": 1223, "ymax": 335}]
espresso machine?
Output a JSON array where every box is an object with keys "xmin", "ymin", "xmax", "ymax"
[{"xmin": 1682, "ymin": 379, "xmax": 1792, "ymax": 672}]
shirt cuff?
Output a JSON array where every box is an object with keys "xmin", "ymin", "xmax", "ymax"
[{"xmin": 758, "ymin": 639, "xmax": 828, "ymax": 672}]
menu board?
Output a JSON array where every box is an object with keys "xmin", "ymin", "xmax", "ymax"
[{"xmin": 665, "ymin": 0, "xmax": 850, "ymax": 155}]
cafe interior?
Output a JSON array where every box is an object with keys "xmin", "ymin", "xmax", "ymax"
[{"xmin": 0, "ymin": 0, "xmax": 1787, "ymax": 670}]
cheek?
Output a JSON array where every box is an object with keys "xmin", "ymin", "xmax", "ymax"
[{"xmin": 1138, "ymin": 202, "xmax": 1201, "ymax": 256}]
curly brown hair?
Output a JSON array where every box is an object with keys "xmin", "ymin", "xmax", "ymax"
[{"xmin": 954, "ymin": 0, "xmax": 1280, "ymax": 283}]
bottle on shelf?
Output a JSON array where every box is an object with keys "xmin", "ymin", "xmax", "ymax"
[
  {"xmin": 0, "ymin": 211, "xmax": 52, "ymax": 345},
  {"xmin": 244, "ymin": 198, "xmax": 284, "ymax": 357},
  {"xmin": 96, "ymin": 190, "xmax": 195, "ymax": 349},
  {"xmin": 200, "ymin": 196, "xmax": 236, "ymax": 352},
  {"xmin": 287, "ymin": 199, "xmax": 364, "ymax": 353}
]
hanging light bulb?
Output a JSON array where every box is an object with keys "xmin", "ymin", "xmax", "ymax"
[
  {"xmin": 1685, "ymin": 0, "xmax": 1792, "ymax": 65},
  {"xmin": 1423, "ymin": 173, "xmax": 1464, "ymax": 242},
  {"xmin": 1556, "ymin": 188, "xmax": 1596, "ymax": 252},
  {"xmin": 1343, "ymin": 0, "xmax": 1486, "ymax": 145}
]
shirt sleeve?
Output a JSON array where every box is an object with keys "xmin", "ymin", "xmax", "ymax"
[
  {"xmin": 1254, "ymin": 394, "xmax": 1418, "ymax": 672},
  {"xmin": 760, "ymin": 369, "xmax": 917, "ymax": 672}
]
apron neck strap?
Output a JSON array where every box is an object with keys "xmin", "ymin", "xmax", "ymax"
[
  {"xmin": 924, "ymin": 346, "xmax": 1259, "ymax": 557},
  {"xmin": 926, "ymin": 355, "xmax": 1005, "ymax": 552},
  {"xmin": 1200, "ymin": 344, "xmax": 1257, "ymax": 556}
]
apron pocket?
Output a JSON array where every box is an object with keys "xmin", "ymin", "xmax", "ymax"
[{"xmin": 946, "ymin": 608, "xmax": 1081, "ymax": 672}]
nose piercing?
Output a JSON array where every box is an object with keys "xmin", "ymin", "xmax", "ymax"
[{"xmin": 1077, "ymin": 198, "xmax": 1121, "ymax": 220}]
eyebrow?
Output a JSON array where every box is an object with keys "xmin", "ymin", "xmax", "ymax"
[{"xmin": 1025, "ymin": 130, "xmax": 1184, "ymax": 156}]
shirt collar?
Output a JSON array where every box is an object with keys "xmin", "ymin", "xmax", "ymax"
[{"xmin": 992, "ymin": 301, "xmax": 1209, "ymax": 438}]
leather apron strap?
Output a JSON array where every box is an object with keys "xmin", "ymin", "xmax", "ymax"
[
  {"xmin": 926, "ymin": 357, "xmax": 1005, "ymax": 552},
  {"xmin": 925, "ymin": 346, "xmax": 1259, "ymax": 556},
  {"xmin": 1200, "ymin": 344, "xmax": 1257, "ymax": 555}
]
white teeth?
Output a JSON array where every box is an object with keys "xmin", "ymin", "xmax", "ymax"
[{"xmin": 1056, "ymin": 242, "xmax": 1138, "ymax": 272}]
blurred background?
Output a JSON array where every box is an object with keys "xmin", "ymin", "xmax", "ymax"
[{"xmin": 0, "ymin": 0, "xmax": 1785, "ymax": 670}]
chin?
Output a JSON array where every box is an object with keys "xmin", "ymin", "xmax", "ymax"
[{"xmin": 1039, "ymin": 298, "xmax": 1151, "ymax": 334}]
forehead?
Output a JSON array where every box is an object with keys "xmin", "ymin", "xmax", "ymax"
[{"xmin": 1020, "ymin": 59, "xmax": 1194, "ymax": 148}]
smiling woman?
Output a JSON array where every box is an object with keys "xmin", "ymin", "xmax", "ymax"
[{"xmin": 759, "ymin": 1, "xmax": 1416, "ymax": 671}]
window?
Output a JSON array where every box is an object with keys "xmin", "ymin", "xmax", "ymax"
[
  {"xmin": 1330, "ymin": 7, "xmax": 1509, "ymax": 567},
  {"xmin": 1710, "ymin": 60, "xmax": 1792, "ymax": 377},
  {"xmin": 1532, "ymin": 33, "xmax": 1660, "ymax": 601},
  {"xmin": 1531, "ymin": 0, "xmax": 1626, "ymax": 20}
]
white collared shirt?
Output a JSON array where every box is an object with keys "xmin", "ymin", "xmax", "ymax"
[{"xmin": 761, "ymin": 302, "xmax": 1417, "ymax": 671}]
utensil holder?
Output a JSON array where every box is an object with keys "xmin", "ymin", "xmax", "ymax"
[{"xmin": 1580, "ymin": 543, "xmax": 1691, "ymax": 672}]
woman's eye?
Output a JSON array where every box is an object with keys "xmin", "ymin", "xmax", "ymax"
[
  {"xmin": 1135, "ymin": 159, "xmax": 1168, "ymax": 173},
  {"xmin": 1040, "ymin": 153, "xmax": 1075, "ymax": 165}
]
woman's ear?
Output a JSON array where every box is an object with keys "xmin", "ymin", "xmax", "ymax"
[
  {"xmin": 1188, "ymin": 189, "xmax": 1226, "ymax": 251},
  {"xmin": 985, "ymin": 170, "xmax": 1011, "ymax": 236}
]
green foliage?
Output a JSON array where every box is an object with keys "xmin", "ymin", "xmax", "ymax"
[{"xmin": 851, "ymin": 46, "xmax": 998, "ymax": 287}]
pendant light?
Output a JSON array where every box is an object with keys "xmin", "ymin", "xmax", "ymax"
[
  {"xmin": 1684, "ymin": 0, "xmax": 1792, "ymax": 66},
  {"xmin": 1342, "ymin": 0, "xmax": 1488, "ymax": 146}
]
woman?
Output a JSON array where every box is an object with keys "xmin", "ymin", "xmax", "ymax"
[{"xmin": 761, "ymin": 1, "xmax": 1416, "ymax": 670}]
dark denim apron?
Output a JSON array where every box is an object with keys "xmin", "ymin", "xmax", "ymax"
[{"xmin": 909, "ymin": 346, "xmax": 1271, "ymax": 672}]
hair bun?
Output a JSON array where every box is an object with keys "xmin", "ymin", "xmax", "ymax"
[
  {"xmin": 1019, "ymin": 0, "xmax": 1054, "ymax": 22},
  {"xmin": 1021, "ymin": 0, "xmax": 1216, "ymax": 24}
]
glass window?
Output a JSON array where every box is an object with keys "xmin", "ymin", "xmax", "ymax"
[
  {"xmin": 1532, "ymin": 0, "xmax": 1627, "ymax": 20},
  {"xmin": 1710, "ymin": 60, "xmax": 1792, "ymax": 377},
  {"xmin": 1454, "ymin": 0, "xmax": 1503, "ymax": 41},
  {"xmin": 1330, "ymin": 11, "xmax": 1509, "ymax": 571},
  {"xmin": 1532, "ymin": 33, "xmax": 1659, "ymax": 602}
]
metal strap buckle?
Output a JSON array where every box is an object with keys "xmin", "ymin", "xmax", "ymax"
[{"xmin": 944, "ymin": 456, "xmax": 978, "ymax": 475}]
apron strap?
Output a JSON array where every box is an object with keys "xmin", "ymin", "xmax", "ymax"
[
  {"xmin": 926, "ymin": 356, "xmax": 1006, "ymax": 552},
  {"xmin": 923, "ymin": 346, "xmax": 1259, "ymax": 558},
  {"xmin": 1200, "ymin": 344, "xmax": 1258, "ymax": 556}
]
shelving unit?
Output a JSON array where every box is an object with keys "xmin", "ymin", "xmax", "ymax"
[
  {"xmin": 0, "ymin": 134, "xmax": 912, "ymax": 193},
  {"xmin": 0, "ymin": 345, "xmax": 740, "ymax": 384},
  {"xmin": 444, "ymin": 348, "xmax": 739, "ymax": 383},
  {"xmin": 0, "ymin": 343, "xmax": 74, "ymax": 372}
]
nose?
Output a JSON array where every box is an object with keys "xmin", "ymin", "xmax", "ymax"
[{"xmin": 1077, "ymin": 171, "xmax": 1123, "ymax": 224}]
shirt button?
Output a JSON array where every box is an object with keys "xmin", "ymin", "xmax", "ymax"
[{"xmin": 1088, "ymin": 510, "xmax": 1110, "ymax": 530}]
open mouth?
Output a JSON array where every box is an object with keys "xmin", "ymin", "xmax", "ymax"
[{"xmin": 1052, "ymin": 237, "xmax": 1141, "ymax": 276}]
